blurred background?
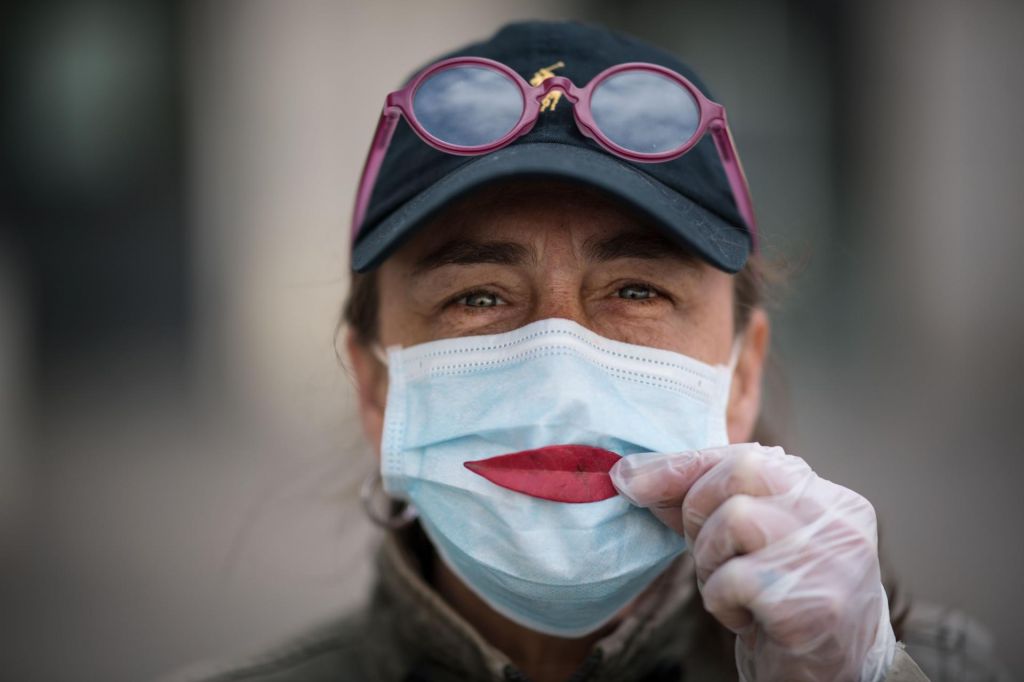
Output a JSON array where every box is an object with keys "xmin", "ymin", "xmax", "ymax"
[{"xmin": 2, "ymin": 1, "xmax": 1022, "ymax": 680}]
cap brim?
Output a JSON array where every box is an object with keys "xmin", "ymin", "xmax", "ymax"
[{"xmin": 351, "ymin": 142, "xmax": 751, "ymax": 273}]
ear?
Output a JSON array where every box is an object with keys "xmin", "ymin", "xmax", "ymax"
[
  {"xmin": 345, "ymin": 329, "xmax": 388, "ymax": 458},
  {"xmin": 726, "ymin": 308, "xmax": 770, "ymax": 443}
]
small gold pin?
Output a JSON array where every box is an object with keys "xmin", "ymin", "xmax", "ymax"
[{"xmin": 530, "ymin": 61, "xmax": 565, "ymax": 112}]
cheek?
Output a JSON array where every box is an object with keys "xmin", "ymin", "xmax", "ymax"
[
  {"xmin": 697, "ymin": 272, "xmax": 737, "ymax": 350},
  {"xmin": 636, "ymin": 272, "xmax": 734, "ymax": 363}
]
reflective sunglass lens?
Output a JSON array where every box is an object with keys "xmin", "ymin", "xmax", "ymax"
[
  {"xmin": 413, "ymin": 66, "xmax": 524, "ymax": 148},
  {"xmin": 591, "ymin": 71, "xmax": 700, "ymax": 155}
]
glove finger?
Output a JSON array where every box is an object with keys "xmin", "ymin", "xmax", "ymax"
[
  {"xmin": 611, "ymin": 445, "xmax": 759, "ymax": 538},
  {"xmin": 691, "ymin": 494, "xmax": 803, "ymax": 586},
  {"xmin": 699, "ymin": 552, "xmax": 761, "ymax": 632},
  {"xmin": 701, "ymin": 550, "xmax": 815, "ymax": 636},
  {"xmin": 681, "ymin": 444, "xmax": 804, "ymax": 545},
  {"xmin": 610, "ymin": 445, "xmax": 734, "ymax": 509},
  {"xmin": 703, "ymin": 527, "xmax": 883, "ymax": 657}
]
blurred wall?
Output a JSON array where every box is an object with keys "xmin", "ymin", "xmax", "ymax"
[{"xmin": 1, "ymin": 1, "xmax": 1022, "ymax": 680}]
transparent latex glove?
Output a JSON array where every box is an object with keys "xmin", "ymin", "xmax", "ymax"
[{"xmin": 610, "ymin": 443, "xmax": 897, "ymax": 682}]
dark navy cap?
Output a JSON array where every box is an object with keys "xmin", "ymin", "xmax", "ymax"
[{"xmin": 351, "ymin": 20, "xmax": 753, "ymax": 273}]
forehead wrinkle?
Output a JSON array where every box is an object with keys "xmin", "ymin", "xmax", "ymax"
[
  {"xmin": 582, "ymin": 229, "xmax": 700, "ymax": 266},
  {"xmin": 410, "ymin": 238, "xmax": 535, "ymax": 276}
]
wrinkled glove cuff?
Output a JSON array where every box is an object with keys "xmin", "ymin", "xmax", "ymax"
[{"xmin": 860, "ymin": 588, "xmax": 897, "ymax": 682}]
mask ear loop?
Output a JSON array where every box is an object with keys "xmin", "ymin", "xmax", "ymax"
[
  {"xmin": 360, "ymin": 341, "xmax": 419, "ymax": 529},
  {"xmin": 360, "ymin": 470, "xmax": 419, "ymax": 529},
  {"xmin": 713, "ymin": 332, "xmax": 747, "ymax": 447},
  {"xmin": 727, "ymin": 331, "xmax": 746, "ymax": 373},
  {"xmin": 370, "ymin": 343, "xmax": 389, "ymax": 366}
]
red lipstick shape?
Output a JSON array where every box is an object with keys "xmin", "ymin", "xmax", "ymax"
[{"xmin": 464, "ymin": 444, "xmax": 622, "ymax": 503}]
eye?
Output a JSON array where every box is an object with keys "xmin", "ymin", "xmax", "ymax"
[
  {"xmin": 617, "ymin": 283, "xmax": 658, "ymax": 301},
  {"xmin": 458, "ymin": 290, "xmax": 504, "ymax": 308}
]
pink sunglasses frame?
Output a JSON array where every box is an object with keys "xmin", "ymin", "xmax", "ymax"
[{"xmin": 351, "ymin": 56, "xmax": 758, "ymax": 250}]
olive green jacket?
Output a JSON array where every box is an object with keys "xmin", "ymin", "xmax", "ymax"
[{"xmin": 163, "ymin": 530, "xmax": 950, "ymax": 682}]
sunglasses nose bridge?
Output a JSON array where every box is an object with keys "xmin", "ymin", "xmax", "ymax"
[{"xmin": 534, "ymin": 75, "xmax": 580, "ymax": 103}]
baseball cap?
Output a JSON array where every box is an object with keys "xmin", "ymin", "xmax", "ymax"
[{"xmin": 351, "ymin": 20, "xmax": 754, "ymax": 273}]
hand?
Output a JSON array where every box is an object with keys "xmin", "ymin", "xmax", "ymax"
[{"xmin": 610, "ymin": 443, "xmax": 896, "ymax": 682}]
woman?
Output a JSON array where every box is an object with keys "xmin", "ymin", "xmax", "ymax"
[{"xmin": 171, "ymin": 19, "xmax": 955, "ymax": 682}]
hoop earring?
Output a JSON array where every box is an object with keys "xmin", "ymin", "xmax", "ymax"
[{"xmin": 360, "ymin": 469, "xmax": 418, "ymax": 529}]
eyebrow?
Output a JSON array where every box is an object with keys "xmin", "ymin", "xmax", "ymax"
[
  {"xmin": 412, "ymin": 240, "xmax": 534, "ymax": 275},
  {"xmin": 411, "ymin": 230, "xmax": 699, "ymax": 276},
  {"xmin": 583, "ymin": 231, "xmax": 700, "ymax": 266}
]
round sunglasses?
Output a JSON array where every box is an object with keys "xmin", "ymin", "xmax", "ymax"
[{"xmin": 351, "ymin": 56, "xmax": 757, "ymax": 249}]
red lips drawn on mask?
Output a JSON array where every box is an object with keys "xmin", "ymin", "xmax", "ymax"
[{"xmin": 463, "ymin": 444, "xmax": 622, "ymax": 503}]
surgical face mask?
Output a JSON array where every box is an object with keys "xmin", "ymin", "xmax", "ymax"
[{"xmin": 378, "ymin": 318, "xmax": 736, "ymax": 637}]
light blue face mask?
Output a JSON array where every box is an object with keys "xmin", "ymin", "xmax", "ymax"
[{"xmin": 378, "ymin": 318, "xmax": 736, "ymax": 637}]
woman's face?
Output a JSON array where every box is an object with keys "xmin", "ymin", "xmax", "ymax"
[{"xmin": 348, "ymin": 183, "xmax": 769, "ymax": 451}]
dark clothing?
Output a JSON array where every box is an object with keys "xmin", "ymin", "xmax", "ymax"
[{"xmin": 162, "ymin": 530, "xmax": 947, "ymax": 682}]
